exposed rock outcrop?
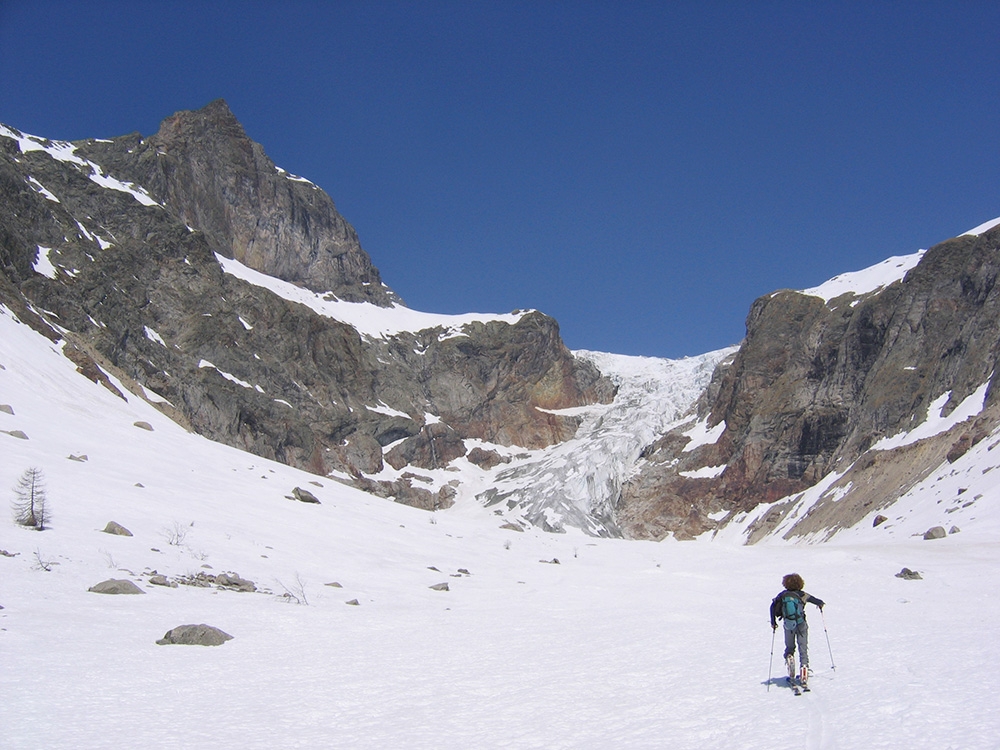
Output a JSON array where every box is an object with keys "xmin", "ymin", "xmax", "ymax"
[
  {"xmin": 619, "ymin": 225, "xmax": 1000, "ymax": 540},
  {"xmin": 84, "ymin": 99, "xmax": 397, "ymax": 306}
]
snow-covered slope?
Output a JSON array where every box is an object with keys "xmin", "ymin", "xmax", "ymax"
[
  {"xmin": 799, "ymin": 251, "xmax": 925, "ymax": 303},
  {"xmin": 4, "ymin": 299, "xmax": 1000, "ymax": 749},
  {"xmin": 798, "ymin": 214, "xmax": 1000, "ymax": 304},
  {"xmin": 216, "ymin": 252, "xmax": 532, "ymax": 340}
]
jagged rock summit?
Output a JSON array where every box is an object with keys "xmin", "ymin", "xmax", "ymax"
[{"xmin": 88, "ymin": 99, "xmax": 397, "ymax": 305}]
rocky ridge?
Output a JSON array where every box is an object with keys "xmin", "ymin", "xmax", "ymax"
[{"xmin": 0, "ymin": 102, "xmax": 612, "ymax": 513}]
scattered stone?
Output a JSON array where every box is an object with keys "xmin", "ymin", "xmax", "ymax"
[
  {"xmin": 133, "ymin": 421, "xmax": 154, "ymax": 431},
  {"xmin": 134, "ymin": 483, "xmax": 145, "ymax": 488},
  {"xmin": 102, "ymin": 521, "xmax": 133, "ymax": 537},
  {"xmin": 292, "ymin": 486, "xmax": 320, "ymax": 504},
  {"xmin": 923, "ymin": 526, "xmax": 947, "ymax": 540},
  {"xmin": 895, "ymin": 568, "xmax": 923, "ymax": 580},
  {"xmin": 947, "ymin": 435, "xmax": 973, "ymax": 463},
  {"xmin": 178, "ymin": 573, "xmax": 213, "ymax": 588},
  {"xmin": 0, "ymin": 549, "xmax": 17, "ymax": 558},
  {"xmin": 873, "ymin": 514, "xmax": 888, "ymax": 527},
  {"xmin": 466, "ymin": 446, "xmax": 509, "ymax": 470},
  {"xmin": 214, "ymin": 572, "xmax": 256, "ymax": 592},
  {"xmin": 0, "ymin": 404, "xmax": 13, "ymax": 415},
  {"xmin": 429, "ymin": 582, "xmax": 450, "ymax": 592},
  {"xmin": 324, "ymin": 582, "xmax": 344, "ymax": 588},
  {"xmin": 156, "ymin": 624, "xmax": 233, "ymax": 646},
  {"xmin": 149, "ymin": 574, "xmax": 178, "ymax": 588},
  {"xmin": 89, "ymin": 578, "xmax": 145, "ymax": 595},
  {"xmin": 500, "ymin": 522, "xmax": 524, "ymax": 532},
  {"xmin": 346, "ymin": 599, "xmax": 360, "ymax": 606},
  {"xmin": 68, "ymin": 454, "xmax": 89, "ymax": 462},
  {"xmin": 539, "ymin": 558, "xmax": 561, "ymax": 565},
  {"xmin": 427, "ymin": 566, "xmax": 441, "ymax": 572},
  {"xmin": 457, "ymin": 568, "xmax": 471, "ymax": 575},
  {"xmin": 949, "ymin": 526, "xmax": 961, "ymax": 535},
  {"xmin": 3, "ymin": 430, "xmax": 28, "ymax": 440}
]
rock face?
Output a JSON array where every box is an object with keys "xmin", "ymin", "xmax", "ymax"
[
  {"xmin": 0, "ymin": 104, "xmax": 612, "ymax": 515},
  {"xmin": 619, "ymin": 225, "xmax": 1000, "ymax": 540},
  {"xmin": 88, "ymin": 99, "xmax": 397, "ymax": 306}
]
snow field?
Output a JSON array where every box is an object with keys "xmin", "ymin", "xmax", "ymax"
[{"xmin": 3, "ymin": 304, "xmax": 1000, "ymax": 748}]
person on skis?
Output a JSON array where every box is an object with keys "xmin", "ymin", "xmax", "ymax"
[{"xmin": 770, "ymin": 573, "xmax": 825, "ymax": 688}]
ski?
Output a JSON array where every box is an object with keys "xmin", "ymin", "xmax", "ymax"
[{"xmin": 788, "ymin": 677, "xmax": 801, "ymax": 696}]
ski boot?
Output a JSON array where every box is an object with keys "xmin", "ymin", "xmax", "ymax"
[{"xmin": 785, "ymin": 655, "xmax": 800, "ymax": 694}]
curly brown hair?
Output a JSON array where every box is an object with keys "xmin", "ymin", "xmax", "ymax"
[{"xmin": 782, "ymin": 573, "xmax": 804, "ymax": 590}]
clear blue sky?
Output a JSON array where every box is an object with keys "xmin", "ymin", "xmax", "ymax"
[{"xmin": 2, "ymin": 2, "xmax": 998, "ymax": 358}]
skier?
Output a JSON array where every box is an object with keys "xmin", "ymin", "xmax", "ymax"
[{"xmin": 770, "ymin": 573, "xmax": 825, "ymax": 691}]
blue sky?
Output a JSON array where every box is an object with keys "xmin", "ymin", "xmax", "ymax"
[{"xmin": 2, "ymin": 2, "xmax": 998, "ymax": 358}]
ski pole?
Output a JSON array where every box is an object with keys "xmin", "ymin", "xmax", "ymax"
[
  {"xmin": 767, "ymin": 626, "xmax": 776, "ymax": 691},
  {"xmin": 820, "ymin": 607, "xmax": 836, "ymax": 671}
]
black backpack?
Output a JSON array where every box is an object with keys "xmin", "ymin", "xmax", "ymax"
[{"xmin": 780, "ymin": 592, "xmax": 805, "ymax": 630}]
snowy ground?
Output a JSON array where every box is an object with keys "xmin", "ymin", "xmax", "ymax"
[{"xmin": 3, "ymin": 303, "xmax": 999, "ymax": 749}]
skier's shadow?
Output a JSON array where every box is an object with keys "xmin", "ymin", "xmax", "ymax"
[{"xmin": 762, "ymin": 677, "xmax": 797, "ymax": 689}]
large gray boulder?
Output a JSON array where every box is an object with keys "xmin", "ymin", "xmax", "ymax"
[
  {"xmin": 89, "ymin": 578, "xmax": 145, "ymax": 595},
  {"xmin": 156, "ymin": 624, "xmax": 233, "ymax": 646},
  {"xmin": 102, "ymin": 521, "xmax": 133, "ymax": 536}
]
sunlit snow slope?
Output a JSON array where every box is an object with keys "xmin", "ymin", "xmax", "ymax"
[{"xmin": 4, "ymin": 297, "xmax": 1000, "ymax": 750}]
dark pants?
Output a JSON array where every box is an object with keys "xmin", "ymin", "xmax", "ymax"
[{"xmin": 783, "ymin": 620, "xmax": 809, "ymax": 668}]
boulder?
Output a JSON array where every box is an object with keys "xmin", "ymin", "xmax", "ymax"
[
  {"xmin": 89, "ymin": 578, "xmax": 145, "ymax": 595},
  {"xmin": 214, "ymin": 572, "xmax": 256, "ymax": 592},
  {"xmin": 923, "ymin": 526, "xmax": 948, "ymax": 540},
  {"xmin": 292, "ymin": 487, "xmax": 320, "ymax": 504},
  {"xmin": 895, "ymin": 568, "xmax": 923, "ymax": 580},
  {"xmin": 102, "ymin": 521, "xmax": 133, "ymax": 537},
  {"xmin": 149, "ymin": 574, "xmax": 178, "ymax": 588},
  {"xmin": 156, "ymin": 624, "xmax": 233, "ymax": 646}
]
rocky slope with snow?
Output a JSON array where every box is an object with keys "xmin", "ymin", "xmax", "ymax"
[
  {"xmin": 0, "ymin": 102, "xmax": 610, "ymax": 513},
  {"xmin": 619, "ymin": 220, "xmax": 1000, "ymax": 541}
]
